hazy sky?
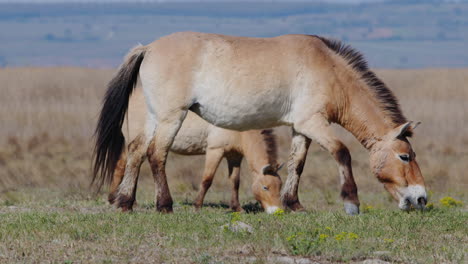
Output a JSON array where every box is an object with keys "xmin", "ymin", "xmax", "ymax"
[
  {"xmin": 0, "ymin": 0, "xmax": 383, "ymax": 3},
  {"xmin": 1, "ymin": 0, "xmax": 466, "ymax": 3},
  {"xmin": 1, "ymin": 0, "xmax": 466, "ymax": 68}
]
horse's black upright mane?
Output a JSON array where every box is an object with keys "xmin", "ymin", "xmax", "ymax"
[{"xmin": 315, "ymin": 35, "xmax": 409, "ymax": 132}]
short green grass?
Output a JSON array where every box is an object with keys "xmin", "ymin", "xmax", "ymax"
[{"xmin": 0, "ymin": 190, "xmax": 466, "ymax": 264}]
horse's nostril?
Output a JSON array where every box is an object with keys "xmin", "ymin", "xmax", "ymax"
[
  {"xmin": 404, "ymin": 198, "xmax": 411, "ymax": 206},
  {"xmin": 417, "ymin": 197, "xmax": 427, "ymax": 206}
]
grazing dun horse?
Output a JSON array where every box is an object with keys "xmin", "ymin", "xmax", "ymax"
[
  {"xmin": 105, "ymin": 88, "xmax": 283, "ymax": 213},
  {"xmin": 93, "ymin": 32, "xmax": 427, "ymax": 214}
]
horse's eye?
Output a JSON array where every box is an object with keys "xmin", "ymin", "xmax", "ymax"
[
  {"xmin": 399, "ymin": 154, "xmax": 410, "ymax": 162},
  {"xmin": 262, "ymin": 186, "xmax": 269, "ymax": 191}
]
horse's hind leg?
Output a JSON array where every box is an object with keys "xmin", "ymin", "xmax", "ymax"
[
  {"xmin": 281, "ymin": 130, "xmax": 311, "ymax": 211},
  {"xmin": 193, "ymin": 148, "xmax": 224, "ymax": 210},
  {"xmin": 115, "ymin": 134, "xmax": 147, "ymax": 212},
  {"xmin": 294, "ymin": 115, "xmax": 360, "ymax": 215},
  {"xmin": 227, "ymin": 154, "xmax": 243, "ymax": 212},
  {"xmin": 147, "ymin": 111, "xmax": 188, "ymax": 213},
  {"xmin": 108, "ymin": 150, "xmax": 127, "ymax": 205}
]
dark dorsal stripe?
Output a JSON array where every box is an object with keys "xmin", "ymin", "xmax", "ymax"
[
  {"xmin": 260, "ymin": 129, "xmax": 278, "ymax": 166},
  {"xmin": 314, "ymin": 36, "xmax": 409, "ymax": 132}
]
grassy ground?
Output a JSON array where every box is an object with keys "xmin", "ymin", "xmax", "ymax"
[
  {"xmin": 1, "ymin": 67, "xmax": 467, "ymax": 263},
  {"xmin": 0, "ymin": 189, "xmax": 466, "ymax": 264}
]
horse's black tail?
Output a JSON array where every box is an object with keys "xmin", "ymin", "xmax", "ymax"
[{"xmin": 92, "ymin": 44, "xmax": 146, "ymax": 191}]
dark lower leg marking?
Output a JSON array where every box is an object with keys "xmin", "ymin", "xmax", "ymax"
[
  {"xmin": 227, "ymin": 155, "xmax": 242, "ymax": 211},
  {"xmin": 114, "ymin": 136, "xmax": 144, "ymax": 211},
  {"xmin": 194, "ymin": 179, "xmax": 213, "ymax": 208},
  {"xmin": 334, "ymin": 145, "xmax": 359, "ymax": 204},
  {"xmin": 147, "ymin": 139, "xmax": 173, "ymax": 213},
  {"xmin": 194, "ymin": 150, "xmax": 225, "ymax": 210}
]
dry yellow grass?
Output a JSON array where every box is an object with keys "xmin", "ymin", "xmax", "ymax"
[{"xmin": 0, "ymin": 67, "xmax": 467, "ymax": 206}]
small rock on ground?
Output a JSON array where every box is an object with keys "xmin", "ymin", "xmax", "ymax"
[
  {"xmin": 221, "ymin": 221, "xmax": 254, "ymax": 233},
  {"xmin": 361, "ymin": 259, "xmax": 391, "ymax": 264},
  {"xmin": 268, "ymin": 256, "xmax": 319, "ymax": 264}
]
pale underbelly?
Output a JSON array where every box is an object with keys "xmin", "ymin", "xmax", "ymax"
[
  {"xmin": 189, "ymin": 103, "xmax": 284, "ymax": 130},
  {"xmin": 189, "ymin": 90, "xmax": 290, "ymax": 131}
]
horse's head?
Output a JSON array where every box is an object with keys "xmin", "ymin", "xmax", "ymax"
[
  {"xmin": 252, "ymin": 164, "xmax": 283, "ymax": 214},
  {"xmin": 370, "ymin": 122, "xmax": 427, "ymax": 210}
]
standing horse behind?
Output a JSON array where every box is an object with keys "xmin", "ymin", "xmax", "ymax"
[
  {"xmin": 93, "ymin": 32, "xmax": 427, "ymax": 214},
  {"xmin": 101, "ymin": 88, "xmax": 283, "ymax": 213}
]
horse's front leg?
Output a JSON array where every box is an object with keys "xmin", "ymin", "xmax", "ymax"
[
  {"xmin": 281, "ymin": 130, "xmax": 311, "ymax": 211},
  {"xmin": 294, "ymin": 115, "xmax": 360, "ymax": 215}
]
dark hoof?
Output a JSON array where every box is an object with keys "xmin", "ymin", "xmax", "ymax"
[
  {"xmin": 230, "ymin": 206, "xmax": 244, "ymax": 213},
  {"xmin": 230, "ymin": 201, "xmax": 243, "ymax": 212},
  {"xmin": 156, "ymin": 200, "xmax": 173, "ymax": 213},
  {"xmin": 193, "ymin": 201, "xmax": 202, "ymax": 210},
  {"xmin": 108, "ymin": 192, "xmax": 117, "ymax": 205},
  {"xmin": 284, "ymin": 201, "xmax": 305, "ymax": 212},
  {"xmin": 157, "ymin": 206, "xmax": 173, "ymax": 213},
  {"xmin": 120, "ymin": 206, "xmax": 133, "ymax": 213},
  {"xmin": 116, "ymin": 194, "xmax": 135, "ymax": 212}
]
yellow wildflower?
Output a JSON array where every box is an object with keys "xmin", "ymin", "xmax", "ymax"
[
  {"xmin": 273, "ymin": 208, "xmax": 285, "ymax": 216},
  {"xmin": 319, "ymin": 234, "xmax": 329, "ymax": 240},
  {"xmin": 347, "ymin": 232, "xmax": 359, "ymax": 240},
  {"xmin": 334, "ymin": 232, "xmax": 346, "ymax": 241},
  {"xmin": 440, "ymin": 197, "xmax": 463, "ymax": 208}
]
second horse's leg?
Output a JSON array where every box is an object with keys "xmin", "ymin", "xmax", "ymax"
[
  {"xmin": 193, "ymin": 149, "xmax": 224, "ymax": 209},
  {"xmin": 108, "ymin": 151, "xmax": 127, "ymax": 204},
  {"xmin": 281, "ymin": 130, "xmax": 311, "ymax": 211},
  {"xmin": 227, "ymin": 154, "xmax": 243, "ymax": 212}
]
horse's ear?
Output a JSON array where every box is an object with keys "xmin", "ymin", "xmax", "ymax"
[
  {"xmin": 262, "ymin": 163, "xmax": 284, "ymax": 175},
  {"xmin": 389, "ymin": 121, "xmax": 414, "ymax": 139},
  {"xmin": 276, "ymin": 162, "xmax": 285, "ymax": 172},
  {"xmin": 262, "ymin": 164, "xmax": 276, "ymax": 175}
]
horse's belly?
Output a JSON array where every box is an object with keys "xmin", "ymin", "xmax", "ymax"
[{"xmin": 190, "ymin": 96, "xmax": 286, "ymax": 130}]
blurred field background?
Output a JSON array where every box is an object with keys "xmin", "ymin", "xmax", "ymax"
[{"xmin": 1, "ymin": 67, "xmax": 467, "ymax": 209}]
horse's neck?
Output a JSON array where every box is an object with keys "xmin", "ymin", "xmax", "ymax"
[
  {"xmin": 240, "ymin": 131, "xmax": 275, "ymax": 172},
  {"xmin": 334, "ymin": 78, "xmax": 397, "ymax": 150}
]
